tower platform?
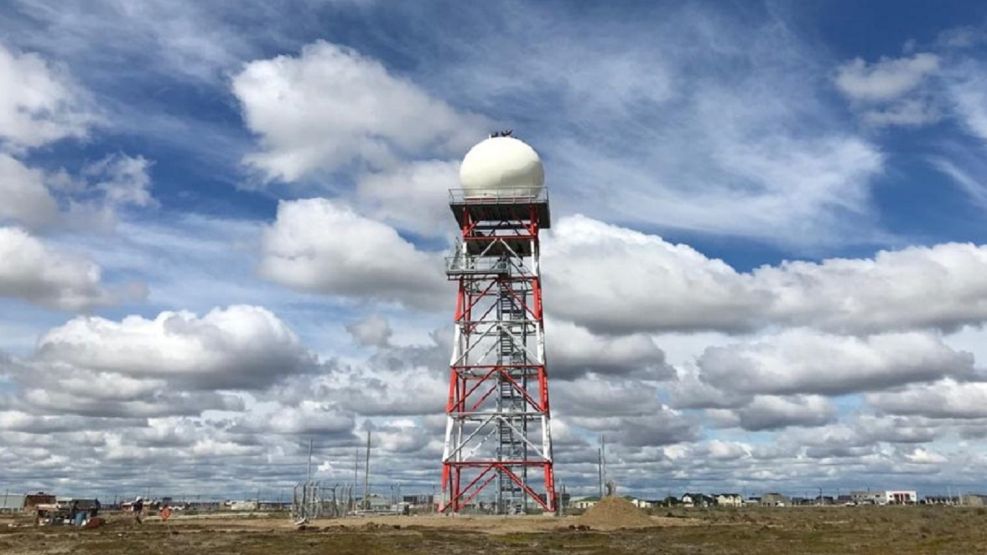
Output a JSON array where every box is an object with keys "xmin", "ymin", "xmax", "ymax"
[{"xmin": 448, "ymin": 187, "xmax": 551, "ymax": 229}]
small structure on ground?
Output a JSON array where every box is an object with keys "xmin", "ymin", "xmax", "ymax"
[{"xmin": 759, "ymin": 493, "xmax": 790, "ymax": 507}]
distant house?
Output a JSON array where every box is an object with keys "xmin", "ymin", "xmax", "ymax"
[
  {"xmin": 851, "ymin": 491, "xmax": 917, "ymax": 505},
  {"xmin": 571, "ymin": 496, "xmax": 599, "ymax": 510},
  {"xmin": 402, "ymin": 494, "xmax": 433, "ymax": 508},
  {"xmin": 227, "ymin": 500, "xmax": 258, "ymax": 511},
  {"xmin": 365, "ymin": 495, "xmax": 392, "ymax": 512},
  {"xmin": 24, "ymin": 492, "xmax": 56, "ymax": 512},
  {"xmin": 681, "ymin": 493, "xmax": 714, "ymax": 508},
  {"xmin": 886, "ymin": 491, "xmax": 918, "ymax": 505},
  {"xmin": 628, "ymin": 497, "xmax": 656, "ymax": 509},
  {"xmin": 851, "ymin": 491, "xmax": 879, "ymax": 505},
  {"xmin": 714, "ymin": 493, "xmax": 743, "ymax": 507},
  {"xmin": 759, "ymin": 493, "xmax": 789, "ymax": 507}
]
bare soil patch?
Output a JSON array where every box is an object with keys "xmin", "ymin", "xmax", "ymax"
[
  {"xmin": 3, "ymin": 506, "xmax": 987, "ymax": 554},
  {"xmin": 577, "ymin": 496, "xmax": 657, "ymax": 529}
]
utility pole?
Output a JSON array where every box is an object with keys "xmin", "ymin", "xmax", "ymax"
[
  {"xmin": 560, "ymin": 483, "xmax": 566, "ymax": 516},
  {"xmin": 363, "ymin": 430, "xmax": 371, "ymax": 510}
]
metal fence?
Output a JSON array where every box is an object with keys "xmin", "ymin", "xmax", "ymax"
[{"xmin": 291, "ymin": 482, "xmax": 353, "ymax": 521}]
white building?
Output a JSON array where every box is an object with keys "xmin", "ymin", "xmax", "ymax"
[
  {"xmin": 715, "ymin": 493, "xmax": 744, "ymax": 507},
  {"xmin": 884, "ymin": 491, "xmax": 918, "ymax": 504},
  {"xmin": 681, "ymin": 493, "xmax": 714, "ymax": 508},
  {"xmin": 851, "ymin": 491, "xmax": 917, "ymax": 505},
  {"xmin": 571, "ymin": 497, "xmax": 599, "ymax": 510},
  {"xmin": 227, "ymin": 500, "xmax": 258, "ymax": 511}
]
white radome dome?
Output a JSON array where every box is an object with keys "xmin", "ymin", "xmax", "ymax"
[{"xmin": 459, "ymin": 136, "xmax": 544, "ymax": 197}]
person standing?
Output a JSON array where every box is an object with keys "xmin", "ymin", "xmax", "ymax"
[
  {"xmin": 132, "ymin": 496, "xmax": 144, "ymax": 525},
  {"xmin": 71, "ymin": 500, "xmax": 86, "ymax": 526}
]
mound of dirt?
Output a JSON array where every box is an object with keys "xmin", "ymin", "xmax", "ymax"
[{"xmin": 577, "ymin": 497, "xmax": 655, "ymax": 529}]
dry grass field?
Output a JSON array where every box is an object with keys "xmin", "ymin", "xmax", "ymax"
[{"xmin": 2, "ymin": 504, "xmax": 987, "ymax": 554}]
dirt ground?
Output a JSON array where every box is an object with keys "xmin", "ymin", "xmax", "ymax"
[{"xmin": 2, "ymin": 505, "xmax": 987, "ymax": 554}]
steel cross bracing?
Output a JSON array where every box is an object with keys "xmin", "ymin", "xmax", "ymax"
[{"xmin": 441, "ymin": 199, "xmax": 556, "ymax": 514}]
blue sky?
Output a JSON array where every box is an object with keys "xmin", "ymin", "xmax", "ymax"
[{"xmin": 4, "ymin": 0, "xmax": 987, "ymax": 501}]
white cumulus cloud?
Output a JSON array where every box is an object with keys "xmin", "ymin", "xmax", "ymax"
[
  {"xmin": 355, "ymin": 159, "xmax": 459, "ymax": 238},
  {"xmin": 232, "ymin": 40, "xmax": 486, "ymax": 182},
  {"xmin": 834, "ymin": 53, "xmax": 941, "ymax": 128},
  {"xmin": 84, "ymin": 153, "xmax": 156, "ymax": 209},
  {"xmin": 1, "ymin": 149, "xmax": 155, "ymax": 233},
  {"xmin": 0, "ymin": 153, "xmax": 58, "ymax": 229},
  {"xmin": 0, "ymin": 226, "xmax": 120, "ymax": 310},
  {"xmin": 548, "ymin": 319, "xmax": 672, "ymax": 380},
  {"xmin": 545, "ymin": 215, "xmax": 987, "ymax": 335},
  {"xmin": 33, "ymin": 304, "xmax": 316, "ymax": 390},
  {"xmin": 259, "ymin": 198, "xmax": 446, "ymax": 309},
  {"xmin": 696, "ymin": 329, "xmax": 973, "ymax": 397},
  {"xmin": 345, "ymin": 313, "xmax": 393, "ymax": 348},
  {"xmin": 835, "ymin": 53, "xmax": 939, "ymax": 102},
  {"xmin": 867, "ymin": 379, "xmax": 987, "ymax": 419},
  {"xmin": 731, "ymin": 395, "xmax": 836, "ymax": 431},
  {"xmin": 0, "ymin": 43, "xmax": 95, "ymax": 151}
]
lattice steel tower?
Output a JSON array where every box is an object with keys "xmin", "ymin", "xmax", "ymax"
[{"xmin": 440, "ymin": 134, "xmax": 556, "ymax": 514}]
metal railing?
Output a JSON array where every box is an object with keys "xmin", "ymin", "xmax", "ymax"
[
  {"xmin": 446, "ymin": 254, "xmax": 510, "ymax": 275},
  {"xmin": 449, "ymin": 187, "xmax": 548, "ymax": 204}
]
